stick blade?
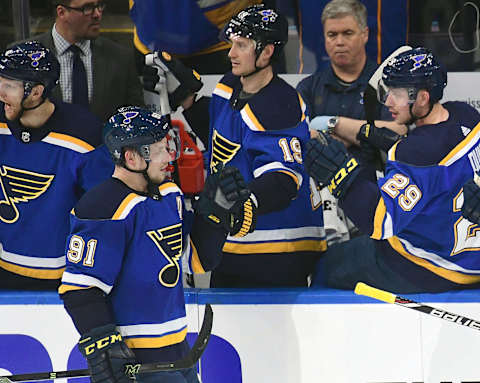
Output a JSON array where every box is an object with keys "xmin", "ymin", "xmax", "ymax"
[{"xmin": 0, "ymin": 377, "xmax": 14, "ymax": 383}]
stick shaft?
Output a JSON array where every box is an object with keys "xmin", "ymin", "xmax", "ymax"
[
  {"xmin": 355, "ymin": 282, "xmax": 480, "ymax": 331},
  {"xmin": 2, "ymin": 304, "xmax": 213, "ymax": 382}
]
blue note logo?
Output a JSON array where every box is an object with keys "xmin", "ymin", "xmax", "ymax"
[{"xmin": 0, "ymin": 166, "xmax": 54, "ymax": 224}]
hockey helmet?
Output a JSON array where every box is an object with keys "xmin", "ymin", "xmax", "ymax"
[
  {"xmin": 220, "ymin": 4, "xmax": 288, "ymax": 59},
  {"xmin": 0, "ymin": 41, "xmax": 60, "ymax": 99},
  {"xmin": 378, "ymin": 47, "xmax": 447, "ymax": 105},
  {"xmin": 104, "ymin": 106, "xmax": 180, "ymax": 164}
]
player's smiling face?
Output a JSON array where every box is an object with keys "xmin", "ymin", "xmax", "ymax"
[
  {"xmin": 228, "ymin": 36, "xmax": 257, "ymax": 76},
  {"xmin": 146, "ymin": 137, "xmax": 174, "ymax": 184},
  {"xmin": 0, "ymin": 76, "xmax": 24, "ymax": 120}
]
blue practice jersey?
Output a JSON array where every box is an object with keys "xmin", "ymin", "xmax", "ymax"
[
  {"xmin": 344, "ymin": 101, "xmax": 480, "ymax": 285},
  {"xmin": 0, "ymin": 102, "xmax": 113, "ymax": 280},
  {"xmin": 60, "ymin": 179, "xmax": 208, "ymax": 349},
  {"xmin": 207, "ymin": 72, "xmax": 326, "ymax": 256}
]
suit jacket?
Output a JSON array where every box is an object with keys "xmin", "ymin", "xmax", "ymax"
[{"xmin": 32, "ymin": 31, "xmax": 145, "ymax": 123}]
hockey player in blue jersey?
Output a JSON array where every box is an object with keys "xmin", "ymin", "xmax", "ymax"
[
  {"xmin": 305, "ymin": 47, "xmax": 480, "ymax": 293},
  {"xmin": 59, "ymin": 106, "xmax": 250, "ymax": 383},
  {"xmin": 0, "ymin": 41, "xmax": 113, "ymax": 290},
  {"xmin": 144, "ymin": 4, "xmax": 326, "ymax": 287},
  {"xmin": 462, "ymin": 176, "xmax": 480, "ymax": 224}
]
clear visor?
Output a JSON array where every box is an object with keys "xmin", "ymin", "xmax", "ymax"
[
  {"xmin": 166, "ymin": 127, "xmax": 181, "ymax": 161},
  {"xmin": 377, "ymin": 79, "xmax": 418, "ymax": 106},
  {"xmin": 0, "ymin": 76, "xmax": 24, "ymax": 99}
]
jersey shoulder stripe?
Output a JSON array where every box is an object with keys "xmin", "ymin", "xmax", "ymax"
[
  {"xmin": 74, "ymin": 178, "xmax": 146, "ymax": 220},
  {"xmin": 43, "ymin": 132, "xmax": 95, "ymax": 153}
]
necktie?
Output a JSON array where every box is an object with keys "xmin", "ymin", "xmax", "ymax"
[{"xmin": 69, "ymin": 45, "xmax": 89, "ymax": 106}]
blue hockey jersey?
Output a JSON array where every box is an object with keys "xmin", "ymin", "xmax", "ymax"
[
  {"xmin": 343, "ymin": 101, "xmax": 480, "ymax": 285},
  {"xmin": 0, "ymin": 102, "xmax": 113, "ymax": 280},
  {"xmin": 59, "ymin": 179, "xmax": 208, "ymax": 349},
  {"xmin": 208, "ymin": 72, "xmax": 326, "ymax": 258}
]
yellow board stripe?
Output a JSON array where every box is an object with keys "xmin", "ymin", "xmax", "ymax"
[
  {"xmin": 223, "ymin": 239, "xmax": 327, "ymax": 254},
  {"xmin": 371, "ymin": 197, "xmax": 387, "ymax": 240},
  {"xmin": 0, "ymin": 260, "xmax": 64, "ymax": 279},
  {"xmin": 388, "ymin": 236, "xmax": 480, "ymax": 284},
  {"xmin": 47, "ymin": 132, "xmax": 94, "ymax": 151},
  {"xmin": 125, "ymin": 327, "xmax": 187, "ymax": 349}
]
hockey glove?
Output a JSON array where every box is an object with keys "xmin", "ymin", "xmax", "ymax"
[
  {"xmin": 144, "ymin": 51, "xmax": 203, "ymax": 111},
  {"xmin": 357, "ymin": 123, "xmax": 404, "ymax": 152},
  {"xmin": 78, "ymin": 324, "xmax": 136, "ymax": 383},
  {"xmin": 194, "ymin": 164, "xmax": 257, "ymax": 237},
  {"xmin": 462, "ymin": 177, "xmax": 480, "ymax": 224},
  {"xmin": 305, "ymin": 132, "xmax": 360, "ymax": 200}
]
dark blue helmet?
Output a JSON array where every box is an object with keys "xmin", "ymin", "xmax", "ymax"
[
  {"xmin": 104, "ymin": 106, "xmax": 179, "ymax": 164},
  {"xmin": 382, "ymin": 47, "xmax": 447, "ymax": 103},
  {"xmin": 220, "ymin": 4, "xmax": 288, "ymax": 59},
  {"xmin": 0, "ymin": 41, "xmax": 60, "ymax": 98}
]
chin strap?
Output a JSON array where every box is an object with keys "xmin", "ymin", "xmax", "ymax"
[
  {"xmin": 407, "ymin": 101, "xmax": 434, "ymax": 126},
  {"xmin": 241, "ymin": 48, "xmax": 271, "ymax": 78},
  {"xmin": 123, "ymin": 161, "xmax": 162, "ymax": 200},
  {"xmin": 14, "ymin": 82, "xmax": 47, "ymax": 122}
]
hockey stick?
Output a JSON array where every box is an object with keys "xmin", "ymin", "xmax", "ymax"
[
  {"xmin": 354, "ymin": 282, "xmax": 480, "ymax": 332},
  {"xmin": 364, "ymin": 45, "xmax": 412, "ymax": 123},
  {"xmin": 0, "ymin": 304, "xmax": 213, "ymax": 383}
]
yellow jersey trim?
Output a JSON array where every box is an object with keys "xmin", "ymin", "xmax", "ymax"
[
  {"xmin": 0, "ymin": 260, "xmax": 64, "ymax": 279},
  {"xmin": 371, "ymin": 197, "xmax": 387, "ymax": 240},
  {"xmin": 190, "ymin": 240, "xmax": 206, "ymax": 274},
  {"xmin": 243, "ymin": 104, "xmax": 265, "ymax": 131},
  {"xmin": 439, "ymin": 121, "xmax": 480, "ymax": 166},
  {"xmin": 47, "ymin": 132, "xmax": 94, "ymax": 152},
  {"xmin": 277, "ymin": 170, "xmax": 300, "ymax": 189},
  {"xmin": 388, "ymin": 236, "xmax": 480, "ymax": 284},
  {"xmin": 125, "ymin": 327, "xmax": 187, "ymax": 349},
  {"xmin": 223, "ymin": 239, "xmax": 327, "ymax": 254},
  {"xmin": 58, "ymin": 284, "xmax": 93, "ymax": 295},
  {"xmin": 112, "ymin": 193, "xmax": 139, "ymax": 220}
]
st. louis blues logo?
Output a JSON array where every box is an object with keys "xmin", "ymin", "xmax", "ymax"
[
  {"xmin": 121, "ymin": 111, "xmax": 139, "ymax": 125},
  {"xmin": 0, "ymin": 166, "xmax": 54, "ymax": 224},
  {"xmin": 146, "ymin": 223, "xmax": 183, "ymax": 288},
  {"xmin": 410, "ymin": 53, "xmax": 433, "ymax": 72},
  {"xmin": 258, "ymin": 9, "xmax": 277, "ymax": 22},
  {"xmin": 28, "ymin": 51, "xmax": 45, "ymax": 68}
]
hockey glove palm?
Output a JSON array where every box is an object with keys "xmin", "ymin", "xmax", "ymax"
[
  {"xmin": 305, "ymin": 132, "xmax": 360, "ymax": 199},
  {"xmin": 462, "ymin": 177, "xmax": 480, "ymax": 224},
  {"xmin": 79, "ymin": 324, "xmax": 136, "ymax": 383},
  {"xmin": 144, "ymin": 51, "xmax": 203, "ymax": 111},
  {"xmin": 195, "ymin": 164, "xmax": 256, "ymax": 237}
]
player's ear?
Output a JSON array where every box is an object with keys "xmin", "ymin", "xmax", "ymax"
[
  {"xmin": 123, "ymin": 149, "xmax": 138, "ymax": 167},
  {"xmin": 30, "ymin": 84, "xmax": 45, "ymax": 100},
  {"xmin": 257, "ymin": 44, "xmax": 274, "ymax": 66},
  {"xmin": 417, "ymin": 89, "xmax": 430, "ymax": 106}
]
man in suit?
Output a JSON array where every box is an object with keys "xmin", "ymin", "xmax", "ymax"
[{"xmin": 32, "ymin": 0, "xmax": 144, "ymax": 122}]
